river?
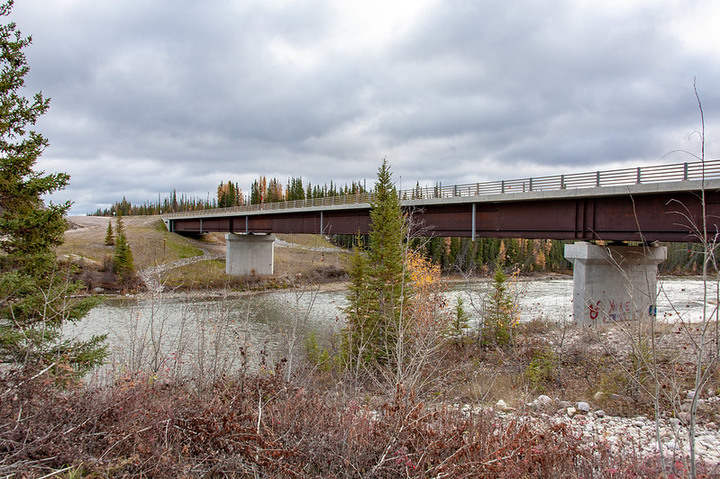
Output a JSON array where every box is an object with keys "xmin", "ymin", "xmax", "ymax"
[{"xmin": 67, "ymin": 276, "xmax": 715, "ymax": 382}]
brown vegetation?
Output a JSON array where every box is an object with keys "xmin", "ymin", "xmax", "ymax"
[
  {"xmin": 3, "ymin": 315, "xmax": 718, "ymax": 477},
  {"xmin": 1, "ymin": 363, "xmax": 665, "ymax": 478}
]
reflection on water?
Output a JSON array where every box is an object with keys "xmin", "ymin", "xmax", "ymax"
[{"xmin": 67, "ymin": 277, "xmax": 714, "ymax": 381}]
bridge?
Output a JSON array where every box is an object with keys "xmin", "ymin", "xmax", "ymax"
[
  {"xmin": 162, "ymin": 159, "xmax": 720, "ymax": 324},
  {"xmin": 165, "ymin": 159, "xmax": 720, "ymax": 242}
]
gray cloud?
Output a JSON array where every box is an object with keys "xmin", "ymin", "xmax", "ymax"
[{"xmin": 10, "ymin": 0, "xmax": 720, "ymax": 214}]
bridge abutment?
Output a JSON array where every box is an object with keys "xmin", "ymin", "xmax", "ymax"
[
  {"xmin": 225, "ymin": 233, "xmax": 275, "ymax": 276},
  {"xmin": 564, "ymin": 242, "xmax": 666, "ymax": 324}
]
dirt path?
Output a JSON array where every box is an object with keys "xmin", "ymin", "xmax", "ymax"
[{"xmin": 66, "ymin": 215, "xmax": 225, "ymax": 292}]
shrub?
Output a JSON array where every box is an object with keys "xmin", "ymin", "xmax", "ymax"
[
  {"xmin": 481, "ymin": 265, "xmax": 519, "ymax": 349},
  {"xmin": 447, "ymin": 296, "xmax": 473, "ymax": 346},
  {"xmin": 0, "ymin": 371, "xmax": 661, "ymax": 478},
  {"xmin": 525, "ymin": 347, "xmax": 557, "ymax": 392}
]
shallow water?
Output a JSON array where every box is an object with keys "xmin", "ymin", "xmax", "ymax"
[{"xmin": 68, "ymin": 276, "xmax": 715, "ymax": 380}]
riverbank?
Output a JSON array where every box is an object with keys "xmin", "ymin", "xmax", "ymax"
[
  {"xmin": 42, "ymin": 216, "xmax": 720, "ymax": 477},
  {"xmin": 4, "ymin": 313, "xmax": 720, "ymax": 477}
]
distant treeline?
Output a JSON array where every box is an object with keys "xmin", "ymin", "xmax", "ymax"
[
  {"xmin": 91, "ymin": 176, "xmax": 369, "ymax": 216},
  {"xmin": 90, "ymin": 191, "xmax": 214, "ymax": 216},
  {"xmin": 92, "ymin": 177, "xmax": 712, "ymax": 275}
]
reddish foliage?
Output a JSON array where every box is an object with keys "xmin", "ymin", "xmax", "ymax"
[{"xmin": 0, "ymin": 370, "xmax": 671, "ymax": 478}]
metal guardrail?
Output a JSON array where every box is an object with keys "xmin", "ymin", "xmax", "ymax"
[{"xmin": 165, "ymin": 159, "xmax": 720, "ymax": 218}]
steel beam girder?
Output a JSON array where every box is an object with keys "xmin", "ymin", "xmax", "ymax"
[
  {"xmin": 172, "ymin": 210, "xmax": 371, "ymax": 236},
  {"xmin": 169, "ymin": 190, "xmax": 720, "ymax": 243}
]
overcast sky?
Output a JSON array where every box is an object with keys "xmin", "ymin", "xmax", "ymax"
[{"xmin": 10, "ymin": 0, "xmax": 720, "ymax": 215}]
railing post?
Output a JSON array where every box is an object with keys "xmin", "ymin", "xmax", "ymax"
[
  {"xmin": 636, "ymin": 167, "xmax": 641, "ymax": 184},
  {"xmin": 560, "ymin": 175, "xmax": 565, "ymax": 189},
  {"xmin": 501, "ymin": 180, "xmax": 505, "ymax": 194},
  {"xmin": 529, "ymin": 177, "xmax": 533, "ymax": 191},
  {"xmin": 596, "ymin": 171, "xmax": 600, "ymax": 187},
  {"xmin": 684, "ymin": 162, "xmax": 689, "ymax": 180}
]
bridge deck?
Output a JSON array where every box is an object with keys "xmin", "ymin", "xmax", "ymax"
[{"xmin": 164, "ymin": 160, "xmax": 720, "ymax": 243}]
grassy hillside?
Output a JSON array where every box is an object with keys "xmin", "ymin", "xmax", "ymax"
[{"xmin": 59, "ymin": 216, "xmax": 349, "ymax": 291}]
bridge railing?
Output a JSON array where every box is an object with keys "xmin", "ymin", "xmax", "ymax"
[{"xmin": 165, "ymin": 158, "xmax": 720, "ymax": 218}]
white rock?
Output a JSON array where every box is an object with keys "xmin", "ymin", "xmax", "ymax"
[
  {"xmin": 697, "ymin": 435, "xmax": 718, "ymax": 447},
  {"xmin": 537, "ymin": 394, "xmax": 553, "ymax": 405},
  {"xmin": 595, "ymin": 409, "xmax": 606, "ymax": 418},
  {"xmin": 577, "ymin": 401, "xmax": 591, "ymax": 413},
  {"xmin": 495, "ymin": 399, "xmax": 509, "ymax": 411},
  {"xmin": 567, "ymin": 407, "xmax": 577, "ymax": 417},
  {"xmin": 531, "ymin": 395, "xmax": 554, "ymax": 411},
  {"xmin": 664, "ymin": 439, "xmax": 679, "ymax": 450}
]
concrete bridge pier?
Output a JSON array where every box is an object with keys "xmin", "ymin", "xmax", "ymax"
[
  {"xmin": 564, "ymin": 242, "xmax": 667, "ymax": 324},
  {"xmin": 225, "ymin": 233, "xmax": 275, "ymax": 276}
]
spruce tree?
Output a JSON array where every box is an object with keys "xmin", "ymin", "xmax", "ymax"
[
  {"xmin": 481, "ymin": 262, "xmax": 518, "ymax": 348},
  {"xmin": 344, "ymin": 159, "xmax": 410, "ymax": 365},
  {"xmin": 105, "ymin": 220, "xmax": 114, "ymax": 246},
  {"xmin": 367, "ymin": 159, "xmax": 409, "ymax": 353},
  {"xmin": 342, "ymin": 237, "xmax": 377, "ymax": 372},
  {"xmin": 0, "ymin": 1, "xmax": 106, "ymax": 374},
  {"xmin": 112, "ymin": 214, "xmax": 134, "ymax": 284}
]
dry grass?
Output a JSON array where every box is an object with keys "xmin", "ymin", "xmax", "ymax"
[
  {"xmin": 58, "ymin": 216, "xmax": 351, "ymax": 292},
  {"xmin": 59, "ymin": 216, "xmax": 205, "ymax": 269},
  {"xmin": 0, "ymin": 366, "xmax": 664, "ymax": 478}
]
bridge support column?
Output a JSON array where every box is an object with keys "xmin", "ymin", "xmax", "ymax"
[
  {"xmin": 225, "ymin": 233, "xmax": 275, "ymax": 276},
  {"xmin": 564, "ymin": 242, "xmax": 666, "ymax": 324}
]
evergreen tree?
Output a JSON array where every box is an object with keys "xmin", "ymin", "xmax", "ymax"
[
  {"xmin": 113, "ymin": 196, "xmax": 131, "ymax": 216},
  {"xmin": 368, "ymin": 160, "xmax": 409, "ymax": 335},
  {"xmin": 344, "ymin": 159, "xmax": 410, "ymax": 365},
  {"xmin": 266, "ymin": 177, "xmax": 284, "ymax": 202},
  {"xmin": 0, "ymin": 1, "xmax": 106, "ymax": 373},
  {"xmin": 115, "ymin": 211, "xmax": 124, "ymax": 236},
  {"xmin": 250, "ymin": 176, "xmax": 267, "ymax": 204},
  {"xmin": 105, "ymin": 220, "xmax": 114, "ymax": 246},
  {"xmin": 342, "ymin": 238, "xmax": 377, "ymax": 373},
  {"xmin": 112, "ymin": 214, "xmax": 134, "ymax": 284},
  {"xmin": 481, "ymin": 262, "xmax": 518, "ymax": 348},
  {"xmin": 217, "ymin": 180, "xmax": 241, "ymax": 207},
  {"xmin": 286, "ymin": 176, "xmax": 306, "ymax": 201}
]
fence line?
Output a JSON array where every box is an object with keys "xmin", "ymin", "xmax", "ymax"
[{"xmin": 165, "ymin": 159, "xmax": 720, "ymax": 218}]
